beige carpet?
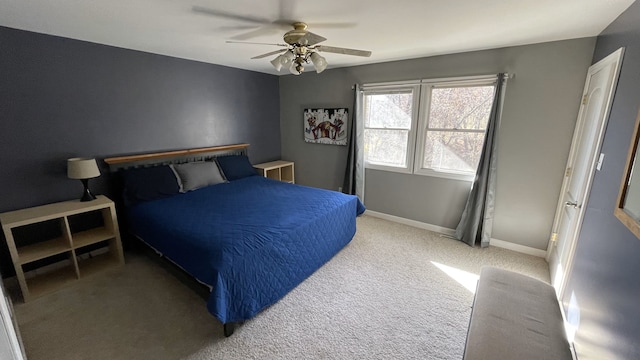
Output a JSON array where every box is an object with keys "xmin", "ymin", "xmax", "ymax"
[{"xmin": 12, "ymin": 215, "xmax": 549, "ymax": 360}]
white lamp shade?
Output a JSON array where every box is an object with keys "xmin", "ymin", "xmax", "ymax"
[
  {"xmin": 310, "ymin": 52, "xmax": 328, "ymax": 73},
  {"xmin": 270, "ymin": 56, "xmax": 284, "ymax": 71},
  {"xmin": 67, "ymin": 158, "xmax": 100, "ymax": 179},
  {"xmin": 272, "ymin": 51, "xmax": 296, "ymax": 72},
  {"xmin": 281, "ymin": 51, "xmax": 295, "ymax": 66},
  {"xmin": 289, "ymin": 62, "xmax": 299, "ymax": 75}
]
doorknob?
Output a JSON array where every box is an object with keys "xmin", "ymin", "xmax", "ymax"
[{"xmin": 565, "ymin": 201, "xmax": 580, "ymax": 208}]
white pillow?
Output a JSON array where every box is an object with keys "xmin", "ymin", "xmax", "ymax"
[{"xmin": 170, "ymin": 162, "xmax": 227, "ymax": 192}]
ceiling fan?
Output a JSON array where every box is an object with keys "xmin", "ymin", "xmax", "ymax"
[
  {"xmin": 230, "ymin": 22, "xmax": 371, "ymax": 75},
  {"xmin": 192, "ymin": 6, "xmax": 372, "ymax": 75}
]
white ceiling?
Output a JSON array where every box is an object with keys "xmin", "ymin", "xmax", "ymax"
[{"xmin": 1, "ymin": 0, "xmax": 635, "ymax": 75}]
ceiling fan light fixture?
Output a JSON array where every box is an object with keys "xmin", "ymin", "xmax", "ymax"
[
  {"xmin": 310, "ymin": 52, "xmax": 328, "ymax": 73},
  {"xmin": 270, "ymin": 55, "xmax": 284, "ymax": 71},
  {"xmin": 234, "ymin": 21, "xmax": 371, "ymax": 75},
  {"xmin": 289, "ymin": 60, "xmax": 304, "ymax": 75},
  {"xmin": 281, "ymin": 51, "xmax": 295, "ymax": 66}
]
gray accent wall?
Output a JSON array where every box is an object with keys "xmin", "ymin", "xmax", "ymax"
[
  {"xmin": 280, "ymin": 38, "xmax": 596, "ymax": 250},
  {"xmin": 0, "ymin": 27, "xmax": 280, "ymax": 275},
  {"xmin": 561, "ymin": 2, "xmax": 640, "ymax": 359}
]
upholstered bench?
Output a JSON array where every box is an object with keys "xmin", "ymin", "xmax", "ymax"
[{"xmin": 462, "ymin": 267, "xmax": 573, "ymax": 360}]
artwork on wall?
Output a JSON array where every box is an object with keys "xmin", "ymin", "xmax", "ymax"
[{"xmin": 304, "ymin": 108, "xmax": 348, "ymax": 146}]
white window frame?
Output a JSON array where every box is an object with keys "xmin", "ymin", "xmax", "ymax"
[
  {"xmin": 361, "ymin": 75, "xmax": 498, "ymax": 181},
  {"xmin": 362, "ymin": 82, "xmax": 421, "ymax": 174},
  {"xmin": 414, "ymin": 76, "xmax": 497, "ymax": 181}
]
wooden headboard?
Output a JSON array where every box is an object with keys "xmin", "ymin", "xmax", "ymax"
[{"xmin": 104, "ymin": 143, "xmax": 249, "ymax": 171}]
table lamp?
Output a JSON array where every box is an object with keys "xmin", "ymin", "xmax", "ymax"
[{"xmin": 67, "ymin": 158, "xmax": 100, "ymax": 201}]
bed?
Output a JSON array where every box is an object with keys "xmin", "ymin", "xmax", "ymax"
[{"xmin": 104, "ymin": 144, "xmax": 365, "ymax": 336}]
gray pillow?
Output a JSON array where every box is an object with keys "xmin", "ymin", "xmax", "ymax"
[{"xmin": 170, "ymin": 162, "xmax": 227, "ymax": 192}]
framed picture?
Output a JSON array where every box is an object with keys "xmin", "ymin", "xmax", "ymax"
[{"xmin": 303, "ymin": 108, "xmax": 348, "ymax": 146}]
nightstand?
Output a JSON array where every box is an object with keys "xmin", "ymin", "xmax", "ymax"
[
  {"xmin": 254, "ymin": 160, "xmax": 295, "ymax": 184},
  {"xmin": 0, "ymin": 195, "xmax": 124, "ymax": 302}
]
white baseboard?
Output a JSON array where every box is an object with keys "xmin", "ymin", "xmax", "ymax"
[
  {"xmin": 363, "ymin": 210, "xmax": 547, "ymax": 258},
  {"xmin": 489, "ymin": 238, "xmax": 547, "ymax": 258},
  {"xmin": 364, "ymin": 210, "xmax": 456, "ymax": 236}
]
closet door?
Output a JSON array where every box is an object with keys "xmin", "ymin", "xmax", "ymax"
[{"xmin": 548, "ymin": 48, "xmax": 624, "ymax": 297}]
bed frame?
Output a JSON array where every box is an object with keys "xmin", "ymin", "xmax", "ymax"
[
  {"xmin": 104, "ymin": 143, "xmax": 250, "ymax": 337},
  {"xmin": 104, "ymin": 143, "xmax": 249, "ymax": 171}
]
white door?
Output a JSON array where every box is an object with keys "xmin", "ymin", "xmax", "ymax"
[{"xmin": 548, "ymin": 48, "xmax": 624, "ymax": 297}]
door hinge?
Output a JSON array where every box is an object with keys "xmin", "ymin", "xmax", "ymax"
[
  {"xmin": 582, "ymin": 94, "xmax": 588, "ymax": 105},
  {"xmin": 565, "ymin": 167, "xmax": 572, "ymax": 177},
  {"xmin": 551, "ymin": 232, "xmax": 558, "ymax": 244}
]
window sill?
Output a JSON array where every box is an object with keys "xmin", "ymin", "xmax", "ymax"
[
  {"xmin": 365, "ymin": 163, "xmax": 412, "ymax": 174},
  {"xmin": 414, "ymin": 169, "xmax": 475, "ymax": 182},
  {"xmin": 365, "ymin": 165, "xmax": 475, "ymax": 182}
]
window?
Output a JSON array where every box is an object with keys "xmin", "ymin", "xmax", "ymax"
[
  {"xmin": 363, "ymin": 85, "xmax": 420, "ymax": 173},
  {"xmin": 362, "ymin": 76, "xmax": 497, "ymax": 180},
  {"xmin": 416, "ymin": 83, "xmax": 496, "ymax": 178}
]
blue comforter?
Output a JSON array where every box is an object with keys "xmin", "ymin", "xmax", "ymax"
[{"xmin": 127, "ymin": 176, "xmax": 365, "ymax": 323}]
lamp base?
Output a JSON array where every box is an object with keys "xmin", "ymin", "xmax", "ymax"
[{"xmin": 80, "ymin": 179, "xmax": 97, "ymax": 202}]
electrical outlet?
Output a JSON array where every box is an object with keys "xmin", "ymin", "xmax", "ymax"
[{"xmin": 338, "ymin": 186, "xmax": 343, "ymax": 192}]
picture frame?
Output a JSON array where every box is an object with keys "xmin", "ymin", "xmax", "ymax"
[
  {"xmin": 614, "ymin": 107, "xmax": 640, "ymax": 240},
  {"xmin": 303, "ymin": 108, "xmax": 348, "ymax": 146}
]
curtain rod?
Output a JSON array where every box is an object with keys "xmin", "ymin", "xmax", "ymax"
[{"xmin": 352, "ymin": 73, "xmax": 514, "ymax": 90}]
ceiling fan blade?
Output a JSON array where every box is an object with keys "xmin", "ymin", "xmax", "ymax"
[
  {"xmin": 218, "ymin": 25, "xmax": 261, "ymax": 31},
  {"xmin": 192, "ymin": 6, "xmax": 271, "ymax": 24},
  {"xmin": 226, "ymin": 40, "xmax": 289, "ymax": 47},
  {"xmin": 298, "ymin": 31, "xmax": 327, "ymax": 46},
  {"xmin": 229, "ymin": 26, "xmax": 282, "ymax": 41},
  {"xmin": 316, "ymin": 45, "xmax": 372, "ymax": 57},
  {"xmin": 305, "ymin": 22, "xmax": 357, "ymax": 29},
  {"xmin": 272, "ymin": 19, "xmax": 302, "ymax": 28},
  {"xmin": 252, "ymin": 49, "xmax": 287, "ymax": 59}
]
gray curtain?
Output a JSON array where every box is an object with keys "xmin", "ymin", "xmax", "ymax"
[
  {"xmin": 455, "ymin": 74, "xmax": 507, "ymax": 247},
  {"xmin": 343, "ymin": 84, "xmax": 364, "ymax": 200}
]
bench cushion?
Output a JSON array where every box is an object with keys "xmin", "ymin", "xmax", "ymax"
[{"xmin": 463, "ymin": 267, "xmax": 572, "ymax": 360}]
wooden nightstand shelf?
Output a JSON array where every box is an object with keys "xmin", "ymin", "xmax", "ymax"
[
  {"xmin": 254, "ymin": 160, "xmax": 295, "ymax": 184},
  {"xmin": 0, "ymin": 195, "xmax": 124, "ymax": 302}
]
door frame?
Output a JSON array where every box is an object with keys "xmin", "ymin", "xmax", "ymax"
[{"xmin": 547, "ymin": 47, "xmax": 624, "ymax": 298}]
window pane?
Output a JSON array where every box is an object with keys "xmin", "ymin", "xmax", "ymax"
[
  {"xmin": 364, "ymin": 92, "xmax": 413, "ymax": 129},
  {"xmin": 364, "ymin": 129, "xmax": 409, "ymax": 167},
  {"xmin": 428, "ymin": 86, "xmax": 495, "ymax": 129},
  {"xmin": 422, "ymin": 131, "xmax": 485, "ymax": 173}
]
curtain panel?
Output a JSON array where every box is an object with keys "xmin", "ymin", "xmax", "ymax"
[
  {"xmin": 455, "ymin": 74, "xmax": 508, "ymax": 247},
  {"xmin": 343, "ymin": 84, "xmax": 365, "ymax": 201}
]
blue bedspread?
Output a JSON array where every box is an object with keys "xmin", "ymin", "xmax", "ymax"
[{"xmin": 127, "ymin": 176, "xmax": 365, "ymax": 323}]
